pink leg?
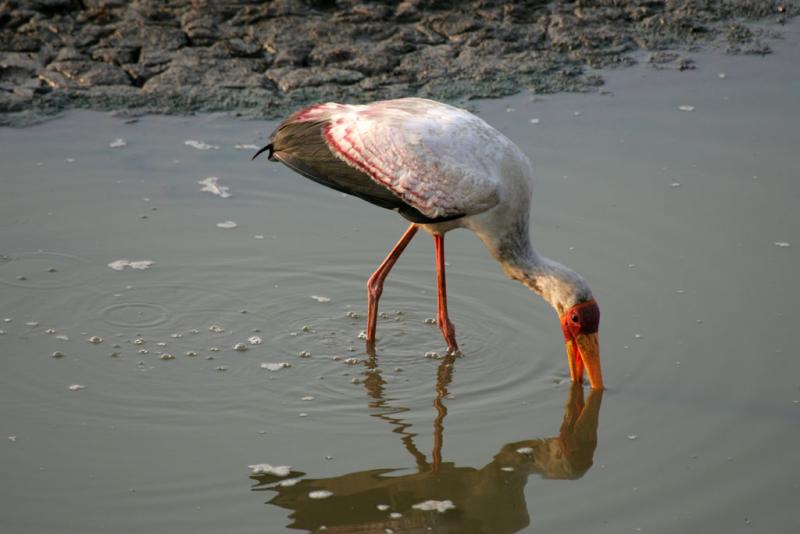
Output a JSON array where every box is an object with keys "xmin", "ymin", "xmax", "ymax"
[
  {"xmin": 367, "ymin": 224, "xmax": 419, "ymax": 345},
  {"xmin": 433, "ymin": 234, "xmax": 459, "ymax": 353}
]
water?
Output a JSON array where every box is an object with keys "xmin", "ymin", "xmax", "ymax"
[{"xmin": 2, "ymin": 23, "xmax": 800, "ymax": 534}]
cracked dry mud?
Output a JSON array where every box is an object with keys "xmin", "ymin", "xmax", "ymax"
[{"xmin": 0, "ymin": 0, "xmax": 795, "ymax": 125}]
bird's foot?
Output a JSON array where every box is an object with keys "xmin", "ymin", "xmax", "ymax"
[
  {"xmin": 437, "ymin": 317, "xmax": 458, "ymax": 355},
  {"xmin": 446, "ymin": 345, "xmax": 463, "ymax": 357}
]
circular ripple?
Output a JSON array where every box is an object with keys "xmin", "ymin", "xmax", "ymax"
[
  {"xmin": 229, "ymin": 261, "xmax": 561, "ymax": 431},
  {"xmin": 91, "ymin": 285, "xmax": 243, "ymax": 331},
  {"xmin": 99, "ymin": 302, "xmax": 169, "ymax": 328},
  {"xmin": 0, "ymin": 252, "xmax": 92, "ymax": 289}
]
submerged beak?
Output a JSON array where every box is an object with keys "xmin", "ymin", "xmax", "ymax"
[
  {"xmin": 567, "ymin": 332, "xmax": 603, "ymax": 390},
  {"xmin": 562, "ymin": 299, "xmax": 603, "ymax": 390}
]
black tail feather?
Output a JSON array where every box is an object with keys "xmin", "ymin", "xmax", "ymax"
[{"xmin": 252, "ymin": 144, "xmax": 273, "ymax": 161}]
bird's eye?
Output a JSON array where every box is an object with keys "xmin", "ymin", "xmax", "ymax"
[{"xmin": 571, "ymin": 314, "xmax": 580, "ymax": 324}]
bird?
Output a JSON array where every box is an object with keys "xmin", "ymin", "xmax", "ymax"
[{"xmin": 254, "ymin": 97, "xmax": 603, "ymax": 389}]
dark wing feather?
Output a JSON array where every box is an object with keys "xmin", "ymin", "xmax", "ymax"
[{"xmin": 268, "ymin": 117, "xmax": 463, "ymax": 224}]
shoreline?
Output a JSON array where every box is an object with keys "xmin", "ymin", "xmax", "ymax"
[{"xmin": 1, "ymin": 0, "xmax": 796, "ymax": 127}]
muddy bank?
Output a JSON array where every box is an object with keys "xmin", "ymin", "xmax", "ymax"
[{"xmin": 0, "ymin": 0, "xmax": 795, "ymax": 126}]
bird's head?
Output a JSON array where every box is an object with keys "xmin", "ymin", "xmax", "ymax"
[
  {"xmin": 559, "ymin": 299, "xmax": 603, "ymax": 390},
  {"xmin": 510, "ymin": 259, "xmax": 604, "ymax": 390}
]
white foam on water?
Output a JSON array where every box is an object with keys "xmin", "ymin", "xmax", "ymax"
[
  {"xmin": 184, "ymin": 140, "xmax": 219, "ymax": 150},
  {"xmin": 248, "ymin": 336, "xmax": 263, "ymax": 345},
  {"xmin": 678, "ymin": 105, "xmax": 695, "ymax": 112},
  {"xmin": 88, "ymin": 336, "xmax": 103, "ymax": 344},
  {"xmin": 261, "ymin": 362, "xmax": 291, "ymax": 371},
  {"xmin": 301, "ymin": 396, "xmax": 314, "ymax": 401},
  {"xmin": 197, "ymin": 177, "xmax": 231, "ymax": 198},
  {"xmin": 55, "ymin": 335, "xmax": 69, "ymax": 341},
  {"xmin": 108, "ymin": 259, "xmax": 155, "ymax": 271},
  {"xmin": 249, "ymin": 464, "xmax": 292, "ymax": 477},
  {"xmin": 310, "ymin": 295, "xmax": 331, "ymax": 303},
  {"xmin": 308, "ymin": 490, "xmax": 333, "ymax": 499},
  {"xmin": 529, "ymin": 118, "xmax": 540, "ymax": 124},
  {"xmin": 411, "ymin": 500, "xmax": 455, "ymax": 513},
  {"xmin": 216, "ymin": 220, "xmax": 237, "ymax": 229},
  {"xmin": 68, "ymin": 384, "xmax": 86, "ymax": 391},
  {"xmin": 109, "ymin": 138, "xmax": 127, "ymax": 148},
  {"xmin": 377, "ymin": 504, "xmax": 390, "ymax": 511},
  {"xmin": 774, "ymin": 242, "xmax": 790, "ymax": 247}
]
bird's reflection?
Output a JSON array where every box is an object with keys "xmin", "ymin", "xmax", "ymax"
[{"xmin": 251, "ymin": 350, "xmax": 603, "ymax": 533}]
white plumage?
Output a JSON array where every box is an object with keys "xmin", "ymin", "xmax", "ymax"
[
  {"xmin": 290, "ymin": 98, "xmax": 520, "ymax": 219},
  {"xmin": 261, "ymin": 97, "xmax": 604, "ymax": 389}
]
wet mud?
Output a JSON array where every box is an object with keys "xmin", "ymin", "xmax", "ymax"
[{"xmin": 1, "ymin": 0, "xmax": 796, "ymax": 125}]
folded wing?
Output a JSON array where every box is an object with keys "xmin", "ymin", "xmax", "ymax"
[{"xmin": 270, "ymin": 98, "xmax": 506, "ymax": 222}]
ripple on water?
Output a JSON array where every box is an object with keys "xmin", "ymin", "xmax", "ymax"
[
  {"xmin": 0, "ymin": 252, "xmax": 92, "ymax": 289},
  {"xmin": 99, "ymin": 303, "xmax": 169, "ymax": 328},
  {"xmin": 237, "ymin": 262, "xmax": 559, "ymax": 428},
  {"xmin": 91, "ymin": 285, "xmax": 251, "ymax": 331},
  {"xmin": 7, "ymin": 258, "xmax": 563, "ymax": 437}
]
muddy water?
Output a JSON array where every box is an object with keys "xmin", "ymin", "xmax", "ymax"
[{"xmin": 2, "ymin": 24, "xmax": 800, "ymax": 534}]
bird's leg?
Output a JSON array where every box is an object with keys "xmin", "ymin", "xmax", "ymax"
[
  {"xmin": 433, "ymin": 234, "xmax": 459, "ymax": 354},
  {"xmin": 366, "ymin": 224, "xmax": 419, "ymax": 346}
]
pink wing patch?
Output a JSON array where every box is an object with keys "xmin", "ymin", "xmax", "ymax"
[{"xmin": 294, "ymin": 99, "xmax": 504, "ymax": 219}]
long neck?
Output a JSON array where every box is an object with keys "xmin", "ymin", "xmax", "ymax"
[{"xmin": 471, "ymin": 213, "xmax": 591, "ymax": 315}]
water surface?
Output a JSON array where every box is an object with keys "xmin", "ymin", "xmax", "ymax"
[{"xmin": 1, "ymin": 23, "xmax": 799, "ymax": 534}]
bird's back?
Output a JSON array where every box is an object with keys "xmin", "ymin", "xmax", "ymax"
[{"xmin": 268, "ymin": 98, "xmax": 519, "ymax": 221}]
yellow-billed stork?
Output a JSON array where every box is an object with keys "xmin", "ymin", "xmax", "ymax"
[{"xmin": 254, "ymin": 98, "xmax": 603, "ymax": 389}]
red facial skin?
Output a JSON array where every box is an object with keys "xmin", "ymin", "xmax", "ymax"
[{"xmin": 560, "ymin": 299, "xmax": 603, "ymax": 389}]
